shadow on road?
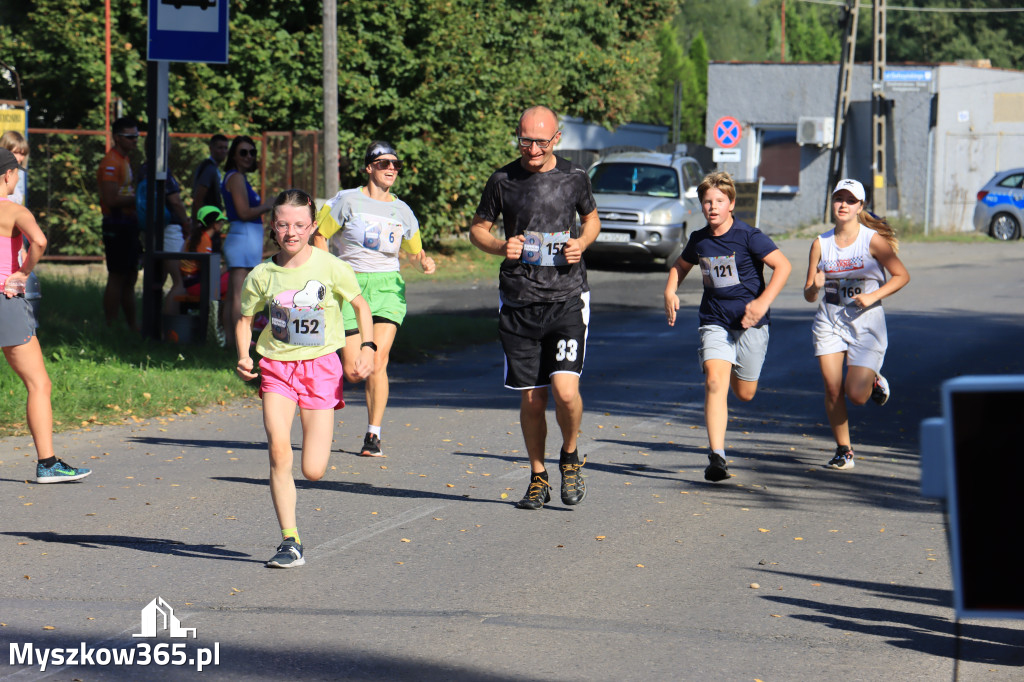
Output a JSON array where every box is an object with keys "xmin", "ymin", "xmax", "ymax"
[
  {"xmin": 126, "ymin": 436, "xmax": 267, "ymax": 451},
  {"xmin": 211, "ymin": 476, "xmax": 510, "ymax": 506},
  {"xmin": 0, "ymin": 531, "xmax": 258, "ymax": 563}
]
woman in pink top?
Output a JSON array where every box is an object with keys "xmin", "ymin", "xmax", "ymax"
[{"xmin": 0, "ymin": 148, "xmax": 91, "ymax": 483}]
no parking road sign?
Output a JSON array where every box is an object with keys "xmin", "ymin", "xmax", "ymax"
[{"xmin": 714, "ymin": 116, "xmax": 742, "ymax": 149}]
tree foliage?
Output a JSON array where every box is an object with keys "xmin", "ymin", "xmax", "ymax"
[
  {"xmin": 1, "ymin": 0, "xmax": 674, "ymax": 251},
  {"xmin": 874, "ymin": 0, "xmax": 1024, "ymax": 69},
  {"xmin": 673, "ymin": 0, "xmax": 1024, "ymax": 69}
]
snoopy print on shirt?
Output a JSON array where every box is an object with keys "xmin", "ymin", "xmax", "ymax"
[{"xmin": 269, "ymin": 280, "xmax": 327, "ymax": 346}]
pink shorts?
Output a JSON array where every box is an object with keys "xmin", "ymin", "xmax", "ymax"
[{"xmin": 258, "ymin": 353, "xmax": 345, "ymax": 410}]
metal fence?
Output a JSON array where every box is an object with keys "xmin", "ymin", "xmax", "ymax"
[{"xmin": 22, "ymin": 129, "xmax": 324, "ymax": 258}]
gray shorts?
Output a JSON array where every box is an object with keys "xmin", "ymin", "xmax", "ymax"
[
  {"xmin": 0, "ymin": 294, "xmax": 37, "ymax": 348},
  {"xmin": 698, "ymin": 324, "xmax": 770, "ymax": 382}
]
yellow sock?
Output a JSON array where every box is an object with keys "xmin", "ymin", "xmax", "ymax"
[{"xmin": 281, "ymin": 528, "xmax": 300, "ymax": 545}]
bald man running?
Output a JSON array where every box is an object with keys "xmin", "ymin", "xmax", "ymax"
[{"xmin": 469, "ymin": 105, "xmax": 602, "ymax": 510}]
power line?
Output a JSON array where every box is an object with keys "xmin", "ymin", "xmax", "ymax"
[{"xmin": 797, "ymin": 0, "xmax": 1024, "ymax": 12}]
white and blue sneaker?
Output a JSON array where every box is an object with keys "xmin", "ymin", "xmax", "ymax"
[
  {"xmin": 266, "ymin": 538, "xmax": 304, "ymax": 568},
  {"xmin": 871, "ymin": 373, "xmax": 890, "ymax": 406},
  {"xmin": 36, "ymin": 459, "xmax": 92, "ymax": 483}
]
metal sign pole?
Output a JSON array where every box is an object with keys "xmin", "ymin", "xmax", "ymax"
[{"xmin": 141, "ymin": 60, "xmax": 169, "ymax": 341}]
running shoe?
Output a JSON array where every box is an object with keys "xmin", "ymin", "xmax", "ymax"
[
  {"xmin": 559, "ymin": 453, "xmax": 586, "ymax": 505},
  {"xmin": 266, "ymin": 538, "xmax": 304, "ymax": 568},
  {"xmin": 359, "ymin": 433, "xmax": 384, "ymax": 457},
  {"xmin": 871, "ymin": 373, "xmax": 890, "ymax": 406},
  {"xmin": 515, "ymin": 473, "xmax": 551, "ymax": 510},
  {"xmin": 827, "ymin": 446, "xmax": 855, "ymax": 470},
  {"xmin": 704, "ymin": 452, "xmax": 730, "ymax": 482},
  {"xmin": 36, "ymin": 459, "xmax": 92, "ymax": 484}
]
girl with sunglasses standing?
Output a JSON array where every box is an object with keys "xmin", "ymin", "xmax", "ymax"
[
  {"xmin": 316, "ymin": 141, "xmax": 436, "ymax": 458},
  {"xmin": 221, "ymin": 135, "xmax": 273, "ymax": 348},
  {"xmin": 803, "ymin": 179, "xmax": 910, "ymax": 471}
]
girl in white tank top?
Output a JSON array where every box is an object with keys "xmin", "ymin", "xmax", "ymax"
[{"xmin": 803, "ymin": 179, "xmax": 910, "ymax": 471}]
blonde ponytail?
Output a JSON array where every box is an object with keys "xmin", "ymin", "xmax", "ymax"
[{"xmin": 858, "ymin": 211, "xmax": 899, "ymax": 253}]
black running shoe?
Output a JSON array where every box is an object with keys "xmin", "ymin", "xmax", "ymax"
[
  {"xmin": 515, "ymin": 473, "xmax": 551, "ymax": 510},
  {"xmin": 827, "ymin": 445, "xmax": 855, "ymax": 470},
  {"xmin": 559, "ymin": 453, "xmax": 586, "ymax": 505},
  {"xmin": 359, "ymin": 432, "xmax": 384, "ymax": 457},
  {"xmin": 704, "ymin": 452, "xmax": 730, "ymax": 482}
]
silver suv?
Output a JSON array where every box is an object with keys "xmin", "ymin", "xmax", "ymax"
[{"xmin": 586, "ymin": 151, "xmax": 704, "ymax": 268}]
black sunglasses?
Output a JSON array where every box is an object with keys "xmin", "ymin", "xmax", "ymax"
[
  {"xmin": 117, "ymin": 133, "xmax": 140, "ymax": 139},
  {"xmin": 238, "ymin": 148, "xmax": 257, "ymax": 157},
  {"xmin": 370, "ymin": 159, "xmax": 403, "ymax": 171}
]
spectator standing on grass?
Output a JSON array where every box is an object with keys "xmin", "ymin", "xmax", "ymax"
[
  {"xmin": 663, "ymin": 171, "xmax": 791, "ymax": 483},
  {"xmin": 316, "ymin": 140, "xmax": 436, "ymax": 457},
  {"xmin": 1, "ymin": 131, "xmax": 42, "ymax": 320},
  {"xmin": 803, "ymin": 178, "xmax": 909, "ymax": 471},
  {"xmin": 191, "ymin": 134, "xmax": 228, "ymax": 224},
  {"xmin": 97, "ymin": 116, "xmax": 140, "ymax": 330},
  {"xmin": 137, "ymin": 158, "xmax": 192, "ymax": 314},
  {"xmin": 0, "ymin": 148, "xmax": 91, "ymax": 483},
  {"xmin": 0, "ymin": 131, "xmax": 28, "ymax": 206},
  {"xmin": 235, "ymin": 189, "xmax": 375, "ymax": 568},
  {"xmin": 221, "ymin": 135, "xmax": 273, "ymax": 349},
  {"xmin": 469, "ymin": 105, "xmax": 600, "ymax": 510}
]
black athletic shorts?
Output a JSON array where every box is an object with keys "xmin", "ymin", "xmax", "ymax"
[
  {"xmin": 101, "ymin": 217, "xmax": 141, "ymax": 275},
  {"xmin": 498, "ymin": 292, "xmax": 589, "ymax": 389}
]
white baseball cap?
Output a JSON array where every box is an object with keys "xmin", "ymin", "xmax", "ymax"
[{"xmin": 832, "ymin": 178, "xmax": 865, "ymax": 202}]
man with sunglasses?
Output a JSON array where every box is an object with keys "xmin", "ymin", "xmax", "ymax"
[
  {"xmin": 97, "ymin": 116, "xmax": 141, "ymax": 329},
  {"xmin": 316, "ymin": 140, "xmax": 436, "ymax": 458},
  {"xmin": 469, "ymin": 105, "xmax": 601, "ymax": 510}
]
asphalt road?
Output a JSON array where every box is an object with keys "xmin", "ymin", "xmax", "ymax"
[{"xmin": 2, "ymin": 239, "xmax": 1023, "ymax": 681}]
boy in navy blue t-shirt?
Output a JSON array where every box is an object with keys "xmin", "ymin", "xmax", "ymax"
[{"xmin": 664, "ymin": 172, "xmax": 791, "ymax": 482}]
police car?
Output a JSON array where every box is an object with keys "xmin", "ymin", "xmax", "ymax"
[{"xmin": 974, "ymin": 167, "xmax": 1024, "ymax": 240}]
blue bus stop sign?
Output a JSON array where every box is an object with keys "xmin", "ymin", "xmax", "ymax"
[{"xmin": 148, "ymin": 0, "xmax": 229, "ymax": 64}]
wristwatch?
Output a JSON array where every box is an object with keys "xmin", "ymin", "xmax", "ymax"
[{"xmin": 360, "ymin": 341, "xmax": 378, "ymax": 351}]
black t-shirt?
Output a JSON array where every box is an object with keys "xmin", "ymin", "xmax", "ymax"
[
  {"xmin": 192, "ymin": 157, "xmax": 223, "ymax": 210},
  {"xmin": 475, "ymin": 155, "xmax": 597, "ymax": 304}
]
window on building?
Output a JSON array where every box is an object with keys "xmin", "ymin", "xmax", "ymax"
[{"xmin": 754, "ymin": 127, "xmax": 800, "ymax": 192}]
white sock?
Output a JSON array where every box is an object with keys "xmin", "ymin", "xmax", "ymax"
[{"xmin": 368, "ymin": 424, "xmax": 381, "ymax": 437}]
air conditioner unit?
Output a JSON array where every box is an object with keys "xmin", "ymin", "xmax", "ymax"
[{"xmin": 797, "ymin": 116, "xmax": 835, "ymax": 147}]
